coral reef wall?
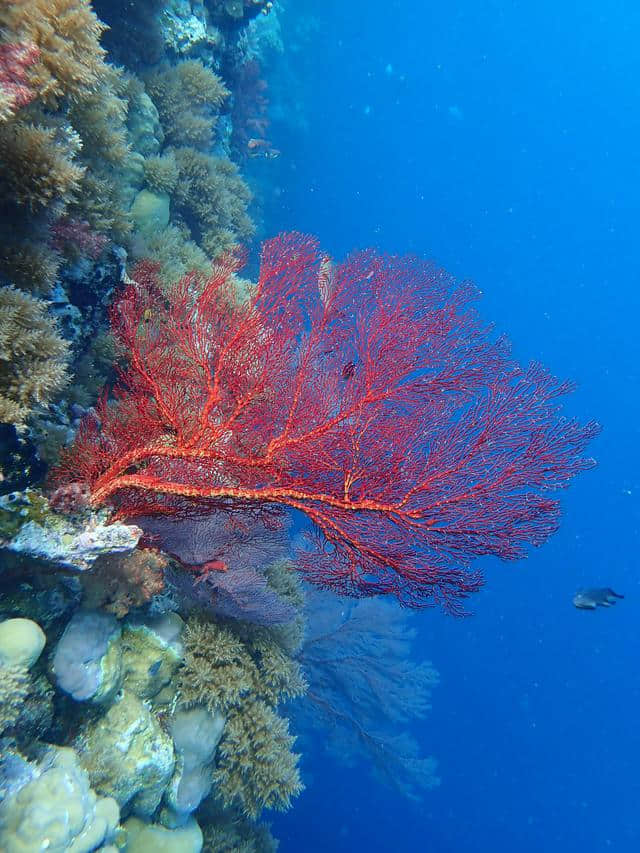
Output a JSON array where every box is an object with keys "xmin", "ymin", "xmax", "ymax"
[
  {"xmin": 0, "ymin": 1, "xmax": 312, "ymax": 849},
  {"xmin": 0, "ymin": 0, "xmax": 271, "ymax": 479},
  {"xmin": 0, "ymin": 3, "xmax": 442, "ymax": 851}
]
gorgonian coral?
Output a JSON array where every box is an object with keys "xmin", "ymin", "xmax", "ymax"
[{"xmin": 57, "ymin": 233, "xmax": 599, "ymax": 612}]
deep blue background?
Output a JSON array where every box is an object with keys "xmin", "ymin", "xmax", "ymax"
[{"xmin": 264, "ymin": 2, "xmax": 640, "ymax": 851}]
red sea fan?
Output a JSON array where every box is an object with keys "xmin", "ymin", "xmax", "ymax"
[{"xmin": 56, "ymin": 233, "xmax": 600, "ymax": 613}]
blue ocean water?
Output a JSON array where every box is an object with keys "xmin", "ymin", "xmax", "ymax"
[{"xmin": 267, "ymin": 2, "xmax": 640, "ymax": 851}]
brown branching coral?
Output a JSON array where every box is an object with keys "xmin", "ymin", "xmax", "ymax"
[
  {"xmin": 201, "ymin": 805, "xmax": 279, "ymax": 853},
  {"xmin": 213, "ymin": 699, "xmax": 303, "ymax": 819},
  {"xmin": 143, "ymin": 152, "xmax": 179, "ymax": 194},
  {"xmin": 80, "ymin": 548, "xmax": 166, "ymax": 618},
  {"xmin": 133, "ymin": 224, "xmax": 212, "ymax": 289},
  {"xmin": 0, "ymin": 121, "xmax": 84, "ymax": 212},
  {"xmin": 67, "ymin": 67, "xmax": 130, "ymax": 167},
  {"xmin": 0, "ymin": 0, "xmax": 108, "ymax": 108},
  {"xmin": 145, "ymin": 60, "xmax": 229, "ymax": 150},
  {"xmin": 173, "ymin": 146, "xmax": 254, "ymax": 259},
  {"xmin": 0, "ymin": 287, "xmax": 70, "ymax": 427},
  {"xmin": 0, "ymin": 240, "xmax": 61, "ymax": 295},
  {"xmin": 178, "ymin": 617, "xmax": 305, "ymax": 819}
]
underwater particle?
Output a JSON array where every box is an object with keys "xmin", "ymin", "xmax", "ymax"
[
  {"xmin": 76, "ymin": 690, "xmax": 175, "ymax": 817},
  {"xmin": 122, "ymin": 815, "xmax": 203, "ymax": 853},
  {"xmin": 572, "ymin": 587, "xmax": 624, "ymax": 610},
  {"xmin": 52, "ymin": 609, "xmax": 122, "ymax": 703},
  {"xmin": 0, "ymin": 746, "xmax": 120, "ymax": 853},
  {"xmin": 0, "ymin": 617, "xmax": 45, "ymax": 669}
]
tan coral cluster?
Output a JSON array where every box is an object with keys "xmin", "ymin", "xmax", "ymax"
[
  {"xmin": 145, "ymin": 60, "xmax": 229, "ymax": 150},
  {"xmin": 172, "ymin": 146, "xmax": 254, "ymax": 259},
  {"xmin": 0, "ymin": 286, "xmax": 69, "ymax": 427},
  {"xmin": 0, "ymin": 0, "xmax": 108, "ymax": 108},
  {"xmin": 135, "ymin": 58, "xmax": 254, "ymax": 272},
  {"xmin": 178, "ymin": 615, "xmax": 306, "ymax": 819}
]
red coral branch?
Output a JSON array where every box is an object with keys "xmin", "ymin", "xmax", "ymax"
[{"xmin": 56, "ymin": 233, "xmax": 600, "ymax": 613}]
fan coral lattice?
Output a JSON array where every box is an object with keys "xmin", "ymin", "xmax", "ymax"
[
  {"xmin": 298, "ymin": 591, "xmax": 439, "ymax": 797},
  {"xmin": 58, "ymin": 233, "xmax": 600, "ymax": 612}
]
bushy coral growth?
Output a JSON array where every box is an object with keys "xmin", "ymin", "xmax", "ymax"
[
  {"xmin": 172, "ymin": 146, "xmax": 254, "ymax": 258},
  {"xmin": 200, "ymin": 802, "xmax": 278, "ymax": 853},
  {"xmin": 0, "ymin": 122, "xmax": 85, "ymax": 211},
  {"xmin": 0, "ymin": 286, "xmax": 69, "ymax": 426},
  {"xmin": 145, "ymin": 60, "xmax": 229, "ymax": 150},
  {"xmin": 0, "ymin": 240, "xmax": 62, "ymax": 295},
  {"xmin": 59, "ymin": 233, "xmax": 599, "ymax": 611},
  {"xmin": 143, "ymin": 152, "xmax": 179, "ymax": 194},
  {"xmin": 178, "ymin": 617, "xmax": 305, "ymax": 818},
  {"xmin": 0, "ymin": 0, "xmax": 107, "ymax": 107},
  {"xmin": 0, "ymin": 0, "xmax": 131, "ymax": 299}
]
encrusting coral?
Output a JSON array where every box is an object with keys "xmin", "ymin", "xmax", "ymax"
[
  {"xmin": 0, "ymin": 661, "xmax": 30, "ymax": 733},
  {"xmin": 178, "ymin": 616, "xmax": 306, "ymax": 819},
  {"xmin": 79, "ymin": 548, "xmax": 167, "ymax": 618},
  {"xmin": 0, "ymin": 286, "xmax": 70, "ymax": 427}
]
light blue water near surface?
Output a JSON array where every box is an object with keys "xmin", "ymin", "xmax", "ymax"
[{"xmin": 264, "ymin": 2, "xmax": 640, "ymax": 851}]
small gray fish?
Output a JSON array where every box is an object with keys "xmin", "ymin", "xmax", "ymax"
[
  {"xmin": 148, "ymin": 659, "xmax": 162, "ymax": 677},
  {"xmin": 573, "ymin": 587, "xmax": 624, "ymax": 610}
]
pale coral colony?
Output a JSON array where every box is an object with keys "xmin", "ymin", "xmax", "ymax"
[{"xmin": 0, "ymin": 2, "xmax": 439, "ymax": 852}]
